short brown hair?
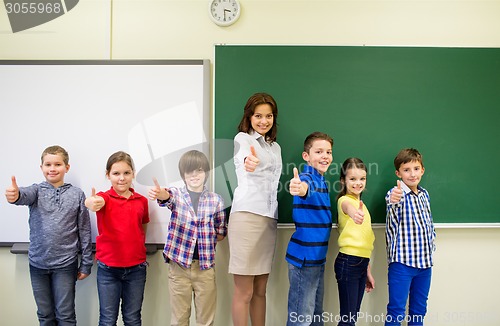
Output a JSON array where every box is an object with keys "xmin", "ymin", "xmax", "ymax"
[
  {"xmin": 105, "ymin": 151, "xmax": 135, "ymax": 176},
  {"xmin": 41, "ymin": 145, "xmax": 69, "ymax": 165},
  {"xmin": 303, "ymin": 132, "xmax": 334, "ymax": 153},
  {"xmin": 237, "ymin": 92, "xmax": 278, "ymax": 143},
  {"xmin": 178, "ymin": 150, "xmax": 210, "ymax": 183},
  {"xmin": 394, "ymin": 148, "xmax": 424, "ymax": 170}
]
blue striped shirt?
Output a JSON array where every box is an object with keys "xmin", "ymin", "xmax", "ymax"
[
  {"xmin": 385, "ymin": 182, "xmax": 436, "ymax": 268},
  {"xmin": 286, "ymin": 165, "xmax": 332, "ymax": 267}
]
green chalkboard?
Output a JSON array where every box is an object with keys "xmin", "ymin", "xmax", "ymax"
[{"xmin": 214, "ymin": 45, "xmax": 500, "ymax": 224}]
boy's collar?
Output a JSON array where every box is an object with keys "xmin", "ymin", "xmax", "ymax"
[
  {"xmin": 303, "ymin": 164, "xmax": 323, "ymax": 176},
  {"xmin": 400, "ymin": 181, "xmax": 411, "ymax": 194},
  {"xmin": 183, "ymin": 185, "xmax": 207, "ymax": 193},
  {"xmin": 41, "ymin": 181, "xmax": 69, "ymax": 189}
]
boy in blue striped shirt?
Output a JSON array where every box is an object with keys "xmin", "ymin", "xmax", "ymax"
[
  {"xmin": 385, "ymin": 148, "xmax": 436, "ymax": 326},
  {"xmin": 286, "ymin": 131, "xmax": 334, "ymax": 326}
]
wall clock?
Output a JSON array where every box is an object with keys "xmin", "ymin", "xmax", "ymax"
[{"xmin": 209, "ymin": 0, "xmax": 241, "ymax": 27}]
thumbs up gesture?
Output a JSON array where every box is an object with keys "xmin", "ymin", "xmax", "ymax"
[
  {"xmin": 5, "ymin": 176, "xmax": 20, "ymax": 203},
  {"xmin": 351, "ymin": 200, "xmax": 365, "ymax": 225},
  {"xmin": 390, "ymin": 180, "xmax": 404, "ymax": 204},
  {"xmin": 85, "ymin": 187, "xmax": 105, "ymax": 212},
  {"xmin": 244, "ymin": 146, "xmax": 260, "ymax": 172},
  {"xmin": 148, "ymin": 178, "xmax": 170, "ymax": 201},
  {"xmin": 289, "ymin": 167, "xmax": 307, "ymax": 197}
]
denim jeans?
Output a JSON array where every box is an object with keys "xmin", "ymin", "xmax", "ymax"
[
  {"xmin": 287, "ymin": 263, "xmax": 325, "ymax": 326},
  {"xmin": 97, "ymin": 260, "xmax": 147, "ymax": 326},
  {"xmin": 29, "ymin": 259, "xmax": 78, "ymax": 326},
  {"xmin": 385, "ymin": 262, "xmax": 432, "ymax": 326},
  {"xmin": 334, "ymin": 252, "xmax": 370, "ymax": 326}
]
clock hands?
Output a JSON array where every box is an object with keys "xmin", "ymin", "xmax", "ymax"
[{"xmin": 209, "ymin": 0, "xmax": 240, "ymax": 26}]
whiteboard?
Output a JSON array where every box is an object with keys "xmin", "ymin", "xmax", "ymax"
[{"xmin": 0, "ymin": 60, "xmax": 210, "ymax": 245}]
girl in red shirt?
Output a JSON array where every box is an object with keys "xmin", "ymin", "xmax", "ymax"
[{"xmin": 86, "ymin": 151, "xmax": 149, "ymax": 326}]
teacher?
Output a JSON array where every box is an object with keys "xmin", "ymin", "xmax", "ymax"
[{"xmin": 228, "ymin": 92, "xmax": 282, "ymax": 326}]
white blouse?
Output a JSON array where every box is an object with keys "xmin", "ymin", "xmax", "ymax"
[{"xmin": 230, "ymin": 131, "xmax": 282, "ymax": 219}]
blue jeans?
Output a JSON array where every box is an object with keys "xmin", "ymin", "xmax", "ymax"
[
  {"xmin": 29, "ymin": 259, "xmax": 78, "ymax": 326},
  {"xmin": 385, "ymin": 262, "xmax": 432, "ymax": 326},
  {"xmin": 97, "ymin": 260, "xmax": 147, "ymax": 326},
  {"xmin": 287, "ymin": 263, "xmax": 325, "ymax": 326},
  {"xmin": 334, "ymin": 253, "xmax": 369, "ymax": 326}
]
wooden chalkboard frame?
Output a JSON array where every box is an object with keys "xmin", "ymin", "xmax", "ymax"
[{"xmin": 214, "ymin": 45, "xmax": 500, "ymax": 225}]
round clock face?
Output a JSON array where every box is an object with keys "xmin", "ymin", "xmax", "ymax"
[{"xmin": 209, "ymin": 0, "xmax": 241, "ymax": 26}]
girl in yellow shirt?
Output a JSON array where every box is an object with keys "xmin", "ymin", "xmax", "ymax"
[{"xmin": 335, "ymin": 157, "xmax": 375, "ymax": 326}]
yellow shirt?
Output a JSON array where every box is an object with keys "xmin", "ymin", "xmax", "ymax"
[{"xmin": 337, "ymin": 194, "xmax": 375, "ymax": 258}]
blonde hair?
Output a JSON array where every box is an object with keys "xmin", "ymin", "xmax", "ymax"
[{"xmin": 41, "ymin": 145, "xmax": 69, "ymax": 165}]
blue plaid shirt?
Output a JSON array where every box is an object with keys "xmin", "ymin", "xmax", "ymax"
[
  {"xmin": 385, "ymin": 182, "xmax": 436, "ymax": 269},
  {"xmin": 159, "ymin": 186, "xmax": 226, "ymax": 270}
]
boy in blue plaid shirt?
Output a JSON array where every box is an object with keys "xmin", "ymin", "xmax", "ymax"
[
  {"xmin": 385, "ymin": 148, "xmax": 436, "ymax": 326},
  {"xmin": 149, "ymin": 150, "xmax": 227, "ymax": 326}
]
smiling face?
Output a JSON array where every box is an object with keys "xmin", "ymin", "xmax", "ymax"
[
  {"xmin": 343, "ymin": 167, "xmax": 367, "ymax": 199},
  {"xmin": 40, "ymin": 153, "xmax": 69, "ymax": 187},
  {"xmin": 107, "ymin": 161, "xmax": 135, "ymax": 196},
  {"xmin": 396, "ymin": 160, "xmax": 425, "ymax": 193},
  {"xmin": 184, "ymin": 168, "xmax": 206, "ymax": 192},
  {"xmin": 302, "ymin": 139, "xmax": 332, "ymax": 175},
  {"xmin": 250, "ymin": 104, "xmax": 274, "ymax": 137}
]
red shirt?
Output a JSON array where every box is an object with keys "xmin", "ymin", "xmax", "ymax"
[{"xmin": 95, "ymin": 187, "xmax": 149, "ymax": 267}]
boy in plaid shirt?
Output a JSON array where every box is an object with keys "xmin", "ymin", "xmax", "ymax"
[{"xmin": 149, "ymin": 150, "xmax": 226, "ymax": 326}]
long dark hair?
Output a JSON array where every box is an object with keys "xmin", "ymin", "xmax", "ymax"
[
  {"xmin": 336, "ymin": 157, "xmax": 367, "ymax": 200},
  {"xmin": 237, "ymin": 92, "xmax": 278, "ymax": 143}
]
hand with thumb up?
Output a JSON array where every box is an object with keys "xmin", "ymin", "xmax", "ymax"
[
  {"xmin": 244, "ymin": 146, "xmax": 260, "ymax": 173},
  {"xmin": 148, "ymin": 178, "xmax": 170, "ymax": 201},
  {"xmin": 85, "ymin": 187, "xmax": 105, "ymax": 212},
  {"xmin": 341, "ymin": 199, "xmax": 365, "ymax": 225},
  {"xmin": 5, "ymin": 176, "xmax": 20, "ymax": 203},
  {"xmin": 390, "ymin": 180, "xmax": 403, "ymax": 204},
  {"xmin": 289, "ymin": 167, "xmax": 307, "ymax": 197},
  {"xmin": 351, "ymin": 200, "xmax": 365, "ymax": 225}
]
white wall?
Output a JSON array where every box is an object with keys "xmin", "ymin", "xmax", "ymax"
[{"xmin": 1, "ymin": 1, "xmax": 500, "ymax": 325}]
